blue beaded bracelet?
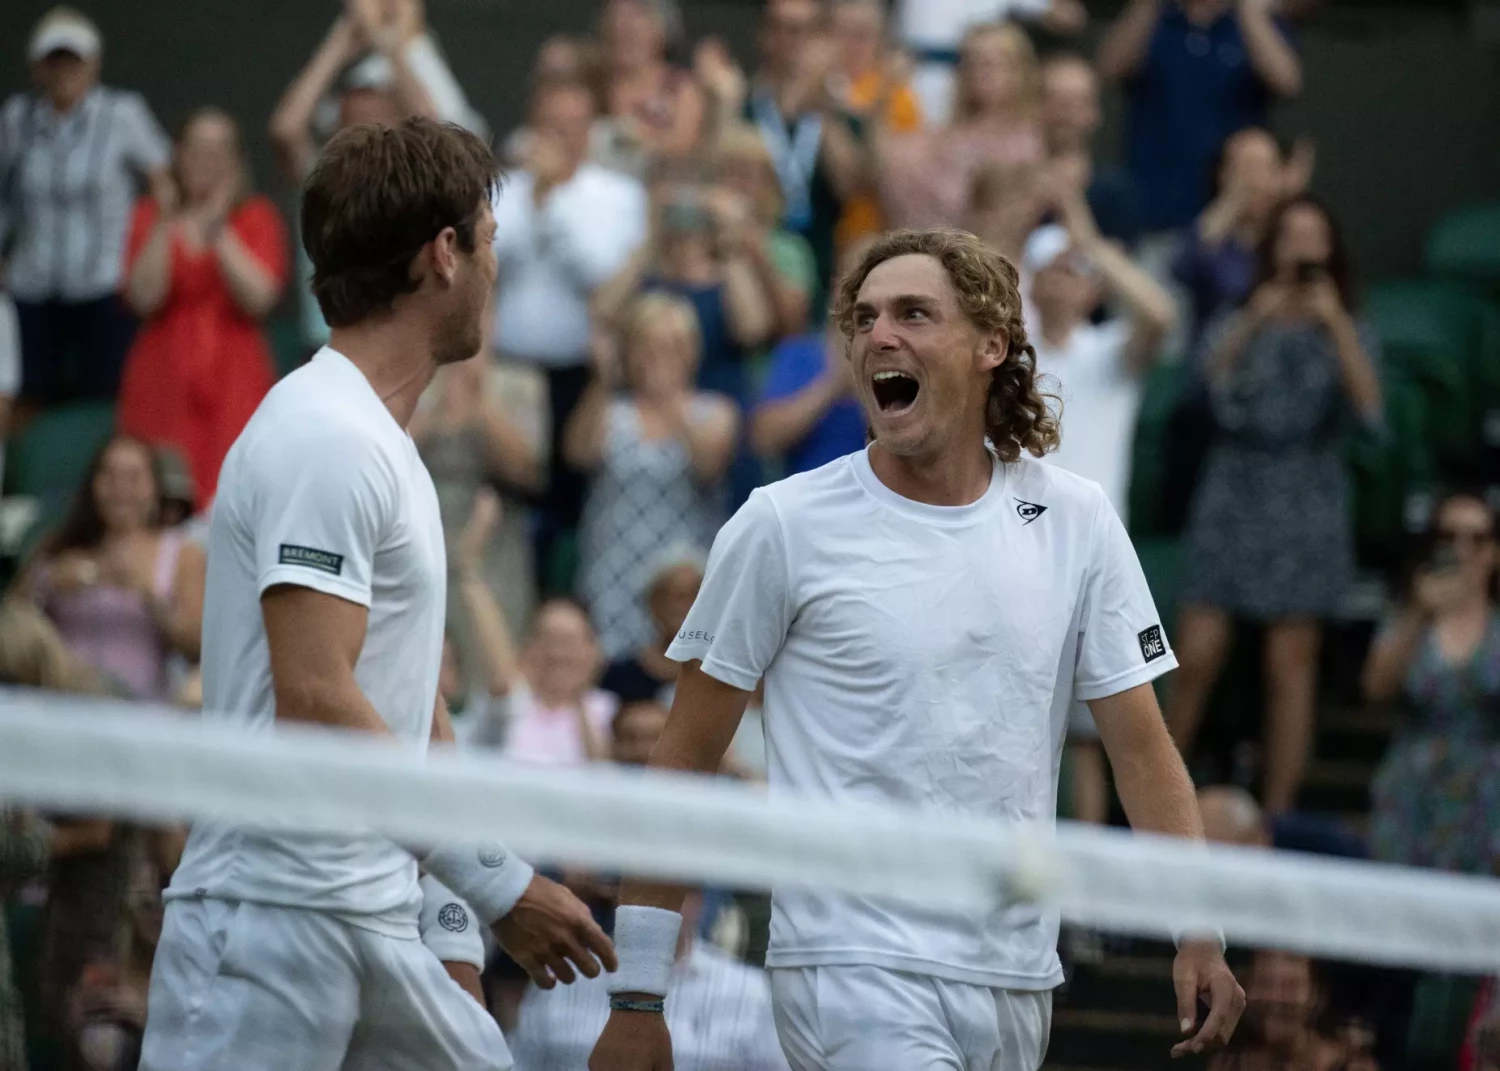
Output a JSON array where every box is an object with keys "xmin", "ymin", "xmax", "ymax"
[{"xmin": 610, "ymin": 996, "xmax": 666, "ymax": 1014}]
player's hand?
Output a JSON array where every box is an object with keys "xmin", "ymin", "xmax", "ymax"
[
  {"xmin": 493, "ymin": 874, "xmax": 618, "ymax": 989},
  {"xmin": 589, "ymin": 1008, "xmax": 674, "ymax": 1071},
  {"xmin": 1171, "ymin": 939, "xmax": 1245, "ymax": 1058},
  {"xmin": 442, "ymin": 961, "xmax": 486, "ymax": 1007}
]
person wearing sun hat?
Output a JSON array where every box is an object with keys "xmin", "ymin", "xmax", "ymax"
[{"xmin": 1, "ymin": 7, "xmax": 172, "ymax": 406}]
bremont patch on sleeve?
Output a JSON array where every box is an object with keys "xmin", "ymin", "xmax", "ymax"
[{"xmin": 279, "ymin": 544, "xmax": 345, "ymax": 576}]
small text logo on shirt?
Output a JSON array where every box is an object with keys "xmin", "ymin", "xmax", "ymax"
[
  {"xmin": 677, "ymin": 629, "xmax": 715, "ymax": 644},
  {"xmin": 1138, "ymin": 625, "xmax": 1167, "ymax": 664},
  {"xmin": 438, "ymin": 903, "xmax": 469, "ymax": 932},
  {"xmin": 478, "ymin": 844, "xmax": 508, "ymax": 868},
  {"xmin": 1014, "ymin": 500, "xmax": 1048, "ymax": 525},
  {"xmin": 278, "ymin": 544, "xmax": 344, "ymax": 577}
]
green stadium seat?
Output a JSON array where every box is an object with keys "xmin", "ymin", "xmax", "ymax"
[
  {"xmin": 1127, "ymin": 361, "xmax": 1188, "ymax": 539},
  {"xmin": 1364, "ymin": 279, "xmax": 1490, "ymax": 480},
  {"xmin": 4, "ymin": 400, "xmax": 116, "ymax": 500},
  {"xmin": 1425, "ymin": 201, "xmax": 1500, "ymax": 293}
]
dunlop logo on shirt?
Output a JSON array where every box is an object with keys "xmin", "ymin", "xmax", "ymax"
[{"xmin": 279, "ymin": 544, "xmax": 345, "ymax": 576}]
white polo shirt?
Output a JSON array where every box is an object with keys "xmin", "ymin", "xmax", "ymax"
[
  {"xmin": 168, "ymin": 347, "xmax": 447, "ymax": 936},
  {"xmin": 667, "ymin": 447, "xmax": 1175, "ymax": 989}
]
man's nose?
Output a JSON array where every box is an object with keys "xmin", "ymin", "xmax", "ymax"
[{"xmin": 868, "ymin": 313, "xmax": 901, "ymax": 350}]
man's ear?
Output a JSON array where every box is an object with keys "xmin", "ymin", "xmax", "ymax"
[
  {"xmin": 427, "ymin": 226, "xmax": 460, "ymax": 287},
  {"xmin": 978, "ymin": 330, "xmax": 1009, "ymax": 373}
]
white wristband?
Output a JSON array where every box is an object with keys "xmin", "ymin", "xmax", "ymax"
[
  {"xmin": 1173, "ymin": 927, "xmax": 1227, "ymax": 953},
  {"xmin": 421, "ymin": 841, "xmax": 536, "ymax": 926},
  {"xmin": 418, "ymin": 874, "xmax": 486, "ymax": 970},
  {"xmin": 606, "ymin": 906, "xmax": 682, "ymax": 998}
]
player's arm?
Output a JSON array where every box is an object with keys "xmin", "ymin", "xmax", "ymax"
[
  {"xmin": 262, "ymin": 585, "xmax": 390, "ymax": 736},
  {"xmin": 593, "ymin": 490, "xmax": 792, "ymax": 1071},
  {"xmin": 1077, "ymin": 494, "xmax": 1245, "ymax": 1058}
]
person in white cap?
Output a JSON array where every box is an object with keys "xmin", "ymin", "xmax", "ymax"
[
  {"xmin": 0, "ymin": 6, "xmax": 172, "ymax": 406},
  {"xmin": 1021, "ymin": 194, "xmax": 1176, "ymax": 829}
]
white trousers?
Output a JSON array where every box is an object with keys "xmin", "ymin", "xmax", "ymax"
[
  {"xmin": 770, "ymin": 965, "xmax": 1051, "ymax": 1071},
  {"xmin": 139, "ymin": 898, "xmax": 510, "ymax": 1071}
]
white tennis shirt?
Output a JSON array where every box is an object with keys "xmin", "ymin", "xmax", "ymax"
[
  {"xmin": 168, "ymin": 347, "xmax": 446, "ymax": 936},
  {"xmin": 667, "ymin": 446, "xmax": 1176, "ymax": 989}
]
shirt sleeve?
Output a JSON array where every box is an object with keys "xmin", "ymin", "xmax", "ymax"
[
  {"xmin": 251, "ymin": 424, "xmax": 397, "ymax": 608},
  {"xmin": 1074, "ymin": 491, "xmax": 1177, "ymax": 701},
  {"xmin": 665, "ymin": 489, "xmax": 794, "ymax": 692},
  {"xmin": 116, "ymin": 92, "xmax": 171, "ymax": 174}
]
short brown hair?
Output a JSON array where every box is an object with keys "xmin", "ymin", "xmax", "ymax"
[
  {"xmin": 302, "ymin": 117, "xmax": 499, "ymax": 328},
  {"xmin": 833, "ymin": 228, "xmax": 1061, "ymax": 463}
]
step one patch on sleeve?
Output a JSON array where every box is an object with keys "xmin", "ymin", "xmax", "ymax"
[
  {"xmin": 1138, "ymin": 624, "xmax": 1167, "ymax": 663},
  {"xmin": 278, "ymin": 544, "xmax": 344, "ymax": 576}
]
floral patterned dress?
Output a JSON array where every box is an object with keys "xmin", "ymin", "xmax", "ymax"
[{"xmin": 1369, "ymin": 611, "xmax": 1500, "ymax": 875}]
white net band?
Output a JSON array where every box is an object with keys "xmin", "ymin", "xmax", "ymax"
[{"xmin": 1, "ymin": 688, "xmax": 1497, "ymax": 973}]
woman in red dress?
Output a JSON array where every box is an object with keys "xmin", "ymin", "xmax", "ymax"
[{"xmin": 119, "ymin": 107, "xmax": 287, "ymax": 511}]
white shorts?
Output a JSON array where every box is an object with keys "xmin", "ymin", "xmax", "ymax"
[
  {"xmin": 139, "ymin": 898, "xmax": 510, "ymax": 1071},
  {"xmin": 770, "ymin": 965, "xmax": 1050, "ymax": 1071}
]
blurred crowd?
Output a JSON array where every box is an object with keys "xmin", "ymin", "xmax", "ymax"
[{"xmin": 0, "ymin": 0, "xmax": 1498, "ymax": 1069}]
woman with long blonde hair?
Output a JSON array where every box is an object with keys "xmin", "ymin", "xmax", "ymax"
[{"xmin": 876, "ymin": 22, "xmax": 1046, "ymax": 230}]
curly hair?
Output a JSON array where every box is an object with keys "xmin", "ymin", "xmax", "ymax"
[{"xmin": 832, "ymin": 227, "xmax": 1061, "ymax": 463}]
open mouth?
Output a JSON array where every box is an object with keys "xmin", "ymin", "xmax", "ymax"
[{"xmin": 871, "ymin": 371, "xmax": 920, "ymax": 414}]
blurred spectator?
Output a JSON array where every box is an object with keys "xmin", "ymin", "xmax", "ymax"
[
  {"xmin": 412, "ymin": 360, "xmax": 540, "ymax": 642},
  {"xmin": 1163, "ymin": 126, "xmax": 1311, "ymax": 533},
  {"xmin": 1, "ymin": 804, "xmax": 49, "ymax": 1071},
  {"xmin": 507, "ymin": 891, "xmax": 790, "ymax": 1071},
  {"xmin": 269, "ymin": 0, "xmax": 484, "ymax": 351},
  {"xmin": 1098, "ymin": 0, "xmax": 1301, "ymax": 244},
  {"xmin": 566, "ymin": 295, "xmax": 737, "ymax": 658},
  {"xmin": 0, "ymin": 600, "xmax": 140, "ymax": 1067},
  {"xmin": 600, "ymin": 544, "xmax": 705, "ymax": 707},
  {"xmin": 712, "ymin": 123, "xmax": 819, "ymax": 340},
  {"xmin": 117, "ymin": 108, "xmax": 287, "ymax": 512},
  {"xmin": 1197, "ymin": 784, "xmax": 1270, "ymax": 846},
  {"xmin": 0, "ymin": 295, "xmax": 18, "ymax": 485},
  {"xmin": 593, "ymin": 160, "xmax": 778, "ymax": 409},
  {"xmin": 1211, "ymin": 950, "xmax": 1377, "ymax": 1071},
  {"xmin": 1, "ymin": 7, "xmax": 171, "ymax": 406},
  {"xmin": 877, "ymin": 23, "xmax": 1045, "ymax": 231},
  {"xmin": 65, "ymin": 852, "xmax": 164, "ymax": 1071},
  {"xmin": 503, "ymin": 36, "xmax": 607, "ymax": 170},
  {"xmin": 597, "ymin": 0, "xmax": 705, "ymax": 174},
  {"xmin": 826, "ymin": 0, "xmax": 923, "ymax": 251},
  {"xmin": 1040, "ymin": 54, "xmax": 1142, "ymax": 248},
  {"xmin": 611, "ymin": 697, "xmax": 672, "ymax": 766},
  {"xmin": 1026, "ymin": 193, "xmax": 1176, "ymax": 523},
  {"xmin": 18, "ymin": 436, "xmax": 206, "ymax": 703},
  {"xmin": 895, "ymin": 0, "xmax": 1088, "ymax": 124},
  {"xmin": 1470, "ymin": 982, "xmax": 1500, "ymax": 1071},
  {"xmin": 492, "ymin": 75, "xmax": 648, "ymax": 583},
  {"xmin": 967, "ymin": 157, "xmax": 1048, "ymax": 268},
  {"xmin": 735, "ymin": 0, "xmax": 867, "ymax": 297},
  {"xmin": 1167, "ymin": 196, "xmax": 1382, "ymax": 815},
  {"xmin": 1364, "ymin": 490, "xmax": 1500, "ymax": 877},
  {"xmin": 751, "ymin": 239, "xmax": 873, "ymax": 475},
  {"xmin": 443, "ymin": 489, "xmax": 526, "ymax": 749},
  {"xmin": 1173, "ymin": 127, "xmax": 1308, "ymax": 359}
]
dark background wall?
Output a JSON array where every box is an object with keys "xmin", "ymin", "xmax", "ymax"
[{"xmin": 4, "ymin": 0, "xmax": 1497, "ymax": 282}]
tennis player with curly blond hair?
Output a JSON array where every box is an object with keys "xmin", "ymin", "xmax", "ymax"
[{"xmin": 592, "ymin": 227, "xmax": 1244, "ymax": 1071}]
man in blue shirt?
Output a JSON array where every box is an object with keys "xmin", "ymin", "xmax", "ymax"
[
  {"xmin": 1098, "ymin": 0, "xmax": 1301, "ymax": 235},
  {"xmin": 752, "ymin": 323, "xmax": 866, "ymax": 476}
]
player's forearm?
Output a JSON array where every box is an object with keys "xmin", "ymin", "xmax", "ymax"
[
  {"xmin": 274, "ymin": 673, "xmax": 393, "ymax": 737},
  {"xmin": 1112, "ymin": 729, "xmax": 1204, "ymax": 842}
]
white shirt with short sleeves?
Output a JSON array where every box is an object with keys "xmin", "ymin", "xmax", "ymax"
[
  {"xmin": 667, "ymin": 447, "xmax": 1175, "ymax": 989},
  {"xmin": 168, "ymin": 347, "xmax": 447, "ymax": 936},
  {"xmin": 1034, "ymin": 320, "xmax": 1142, "ymax": 525}
]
